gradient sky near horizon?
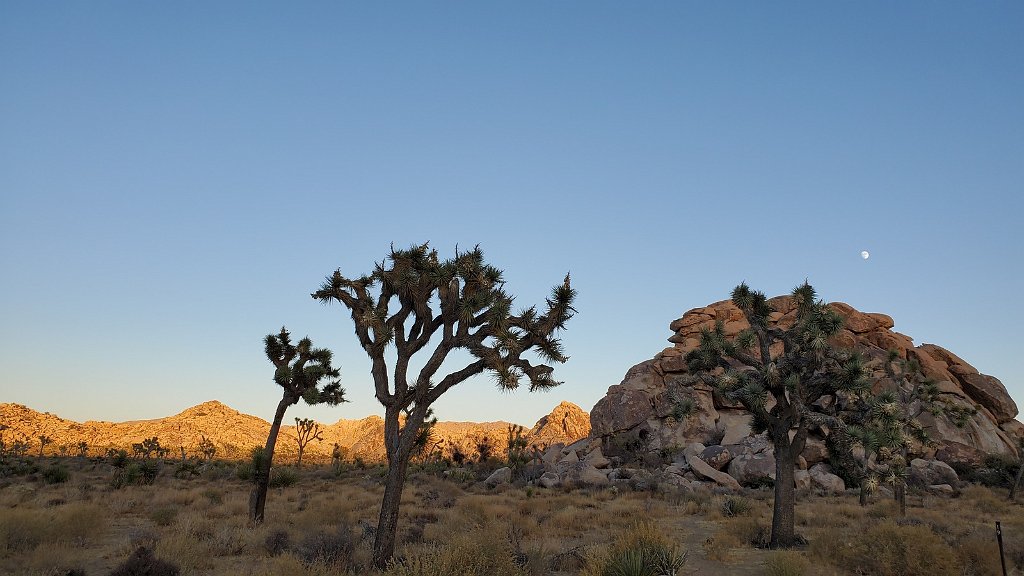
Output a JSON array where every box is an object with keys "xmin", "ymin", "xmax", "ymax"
[{"xmin": 2, "ymin": 2, "xmax": 1022, "ymax": 428}]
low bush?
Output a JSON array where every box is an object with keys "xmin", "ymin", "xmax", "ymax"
[
  {"xmin": 763, "ymin": 551, "xmax": 810, "ymax": 576},
  {"xmin": 111, "ymin": 462, "xmax": 159, "ymax": 488},
  {"xmin": 296, "ymin": 527, "xmax": 356, "ymax": 568},
  {"xmin": 270, "ymin": 467, "xmax": 298, "ymax": 488},
  {"xmin": 264, "ymin": 529, "xmax": 290, "ymax": 556},
  {"xmin": 583, "ymin": 522, "xmax": 687, "ymax": 576},
  {"xmin": 110, "ymin": 546, "xmax": 180, "ymax": 576},
  {"xmin": 720, "ymin": 496, "xmax": 752, "ymax": 517},
  {"xmin": 829, "ymin": 521, "xmax": 959, "ymax": 576},
  {"xmin": 42, "ymin": 463, "xmax": 70, "ymax": 484},
  {"xmin": 149, "ymin": 506, "xmax": 178, "ymax": 527}
]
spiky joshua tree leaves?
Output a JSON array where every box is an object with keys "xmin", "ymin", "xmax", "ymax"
[
  {"xmin": 836, "ymin": 350, "xmax": 974, "ymax": 511},
  {"xmin": 686, "ymin": 282, "xmax": 868, "ymax": 548},
  {"xmin": 313, "ymin": 243, "xmax": 576, "ymax": 568},
  {"xmin": 250, "ymin": 328, "xmax": 345, "ymax": 525}
]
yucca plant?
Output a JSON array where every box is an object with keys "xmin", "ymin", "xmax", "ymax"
[{"xmin": 314, "ymin": 243, "xmax": 576, "ymax": 569}]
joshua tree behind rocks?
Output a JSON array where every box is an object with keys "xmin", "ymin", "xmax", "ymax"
[{"xmin": 313, "ymin": 243, "xmax": 576, "ymax": 568}]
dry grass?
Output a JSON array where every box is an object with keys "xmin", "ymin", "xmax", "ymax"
[{"xmin": 1, "ymin": 456, "xmax": 1024, "ymax": 575}]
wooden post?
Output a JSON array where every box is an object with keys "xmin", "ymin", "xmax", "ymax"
[{"xmin": 997, "ymin": 521, "xmax": 1007, "ymax": 576}]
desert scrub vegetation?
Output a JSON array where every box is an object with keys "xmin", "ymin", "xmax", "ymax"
[{"xmin": 1, "ymin": 457, "xmax": 1024, "ymax": 575}]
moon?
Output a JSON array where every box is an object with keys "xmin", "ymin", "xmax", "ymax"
[{"xmin": 861, "ymin": 250, "xmax": 870, "ymax": 260}]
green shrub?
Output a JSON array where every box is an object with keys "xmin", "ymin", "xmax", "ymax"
[
  {"xmin": 111, "ymin": 461, "xmax": 159, "ymax": 488},
  {"xmin": 270, "ymin": 467, "xmax": 298, "ymax": 488},
  {"xmin": 42, "ymin": 463, "xmax": 70, "ymax": 484},
  {"xmin": 721, "ymin": 496, "xmax": 752, "ymax": 517}
]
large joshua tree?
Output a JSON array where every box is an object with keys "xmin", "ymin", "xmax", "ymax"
[
  {"xmin": 686, "ymin": 282, "xmax": 867, "ymax": 548},
  {"xmin": 313, "ymin": 243, "xmax": 576, "ymax": 568},
  {"xmin": 250, "ymin": 328, "xmax": 345, "ymax": 525}
]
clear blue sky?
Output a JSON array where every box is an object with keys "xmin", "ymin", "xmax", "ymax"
[{"xmin": 2, "ymin": 2, "xmax": 1021, "ymax": 428}]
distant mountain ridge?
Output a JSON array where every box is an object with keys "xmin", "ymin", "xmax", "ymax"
[{"xmin": 0, "ymin": 400, "xmax": 590, "ymax": 463}]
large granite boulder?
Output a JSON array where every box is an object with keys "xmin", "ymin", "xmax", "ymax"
[
  {"xmin": 590, "ymin": 295, "xmax": 1021, "ymax": 475},
  {"xmin": 909, "ymin": 458, "xmax": 959, "ymax": 487},
  {"xmin": 726, "ymin": 451, "xmax": 776, "ymax": 486}
]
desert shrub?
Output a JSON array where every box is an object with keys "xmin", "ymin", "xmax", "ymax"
[
  {"xmin": 111, "ymin": 462, "xmax": 158, "ymax": 488},
  {"xmin": 763, "ymin": 551, "xmax": 810, "ymax": 576},
  {"xmin": 726, "ymin": 516, "xmax": 771, "ymax": 548},
  {"xmin": 270, "ymin": 467, "xmax": 299, "ymax": 488},
  {"xmin": 110, "ymin": 546, "xmax": 180, "ymax": 576},
  {"xmin": 149, "ymin": 507, "xmax": 178, "ymax": 527},
  {"xmin": 173, "ymin": 460, "xmax": 201, "ymax": 479},
  {"xmin": 583, "ymin": 522, "xmax": 687, "ymax": 576},
  {"xmin": 0, "ymin": 458, "xmax": 38, "ymax": 477},
  {"xmin": 107, "ymin": 448, "xmax": 129, "ymax": 468},
  {"xmin": 201, "ymin": 488, "xmax": 223, "ymax": 505},
  {"xmin": 721, "ymin": 496, "xmax": 752, "ymax": 517},
  {"xmin": 0, "ymin": 508, "xmax": 49, "ymax": 552},
  {"xmin": 954, "ymin": 532, "xmax": 1003, "ymax": 576},
  {"xmin": 385, "ymin": 528, "xmax": 528, "ymax": 576},
  {"xmin": 296, "ymin": 528, "xmax": 356, "ymax": 568},
  {"xmin": 955, "ymin": 454, "xmax": 1018, "ymax": 488},
  {"xmin": 0, "ymin": 503, "xmax": 105, "ymax": 553},
  {"xmin": 830, "ymin": 521, "xmax": 959, "ymax": 576},
  {"xmin": 43, "ymin": 463, "xmax": 70, "ymax": 484},
  {"xmin": 264, "ymin": 529, "xmax": 290, "ymax": 556}
]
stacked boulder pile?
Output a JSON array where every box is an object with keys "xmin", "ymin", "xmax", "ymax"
[{"xmin": 513, "ymin": 296, "xmax": 1021, "ymax": 492}]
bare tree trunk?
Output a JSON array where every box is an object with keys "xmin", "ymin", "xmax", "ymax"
[
  {"xmin": 770, "ymin": 440, "xmax": 798, "ymax": 548},
  {"xmin": 894, "ymin": 482, "xmax": 906, "ymax": 516},
  {"xmin": 297, "ymin": 446, "xmax": 304, "ymax": 468},
  {"xmin": 859, "ymin": 484, "xmax": 869, "ymax": 507},
  {"xmin": 249, "ymin": 397, "xmax": 291, "ymax": 525}
]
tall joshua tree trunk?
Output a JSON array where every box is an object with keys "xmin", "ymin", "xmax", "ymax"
[
  {"xmin": 770, "ymin": 426, "xmax": 804, "ymax": 548},
  {"xmin": 250, "ymin": 396, "xmax": 292, "ymax": 525},
  {"xmin": 372, "ymin": 407, "xmax": 422, "ymax": 569}
]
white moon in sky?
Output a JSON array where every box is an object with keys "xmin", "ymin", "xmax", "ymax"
[{"xmin": 861, "ymin": 251, "xmax": 870, "ymax": 260}]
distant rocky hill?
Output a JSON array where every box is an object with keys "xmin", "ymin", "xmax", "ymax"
[
  {"xmin": 0, "ymin": 400, "xmax": 590, "ymax": 463},
  {"xmin": 591, "ymin": 295, "xmax": 1022, "ymax": 469}
]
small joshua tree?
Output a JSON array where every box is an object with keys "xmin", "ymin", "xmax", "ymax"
[
  {"xmin": 837, "ymin": 350, "xmax": 974, "ymax": 512},
  {"xmin": 314, "ymin": 243, "xmax": 576, "ymax": 568},
  {"xmin": 686, "ymin": 282, "xmax": 868, "ymax": 548},
  {"xmin": 197, "ymin": 435, "xmax": 217, "ymax": 461},
  {"xmin": 77, "ymin": 441, "xmax": 89, "ymax": 458},
  {"xmin": 11, "ymin": 439, "xmax": 31, "ymax": 458},
  {"xmin": 38, "ymin": 435, "xmax": 52, "ymax": 457},
  {"xmin": 294, "ymin": 418, "xmax": 323, "ymax": 467},
  {"xmin": 250, "ymin": 328, "xmax": 345, "ymax": 525},
  {"xmin": 476, "ymin": 435, "xmax": 495, "ymax": 464},
  {"xmin": 506, "ymin": 424, "xmax": 530, "ymax": 479}
]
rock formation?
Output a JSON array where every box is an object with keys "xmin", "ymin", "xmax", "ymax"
[
  {"xmin": 590, "ymin": 295, "xmax": 1022, "ymax": 478},
  {"xmin": 0, "ymin": 400, "xmax": 590, "ymax": 464}
]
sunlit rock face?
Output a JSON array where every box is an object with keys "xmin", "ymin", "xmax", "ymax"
[{"xmin": 591, "ymin": 295, "xmax": 1020, "ymax": 468}]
